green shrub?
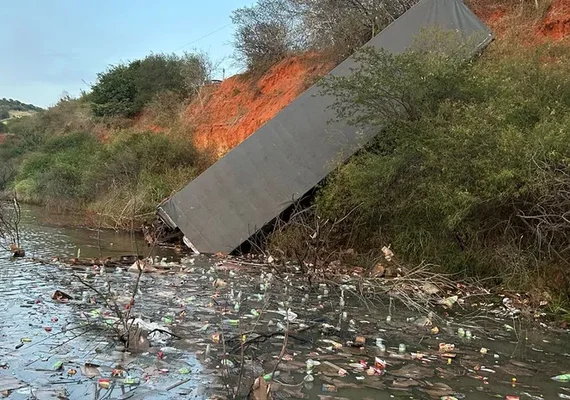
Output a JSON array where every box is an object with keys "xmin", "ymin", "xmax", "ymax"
[
  {"xmin": 315, "ymin": 37, "xmax": 570, "ymax": 289},
  {"xmin": 90, "ymin": 53, "xmax": 211, "ymax": 118},
  {"xmin": 15, "ymin": 132, "xmax": 102, "ymax": 209}
]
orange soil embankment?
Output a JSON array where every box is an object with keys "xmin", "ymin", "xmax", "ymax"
[
  {"xmin": 472, "ymin": 0, "xmax": 570, "ymax": 41},
  {"xmin": 185, "ymin": 54, "xmax": 334, "ymax": 157},
  {"xmin": 539, "ymin": 0, "xmax": 570, "ymax": 39}
]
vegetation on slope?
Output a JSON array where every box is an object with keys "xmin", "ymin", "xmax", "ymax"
[
  {"xmin": 267, "ymin": 30, "xmax": 570, "ymax": 298},
  {"xmin": 0, "ymin": 53, "xmax": 213, "ymax": 228}
]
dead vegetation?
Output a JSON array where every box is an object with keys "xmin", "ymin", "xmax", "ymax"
[{"xmin": 0, "ymin": 197, "xmax": 22, "ymax": 255}]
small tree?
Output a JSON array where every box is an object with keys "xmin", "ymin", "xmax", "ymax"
[
  {"xmin": 90, "ymin": 52, "xmax": 213, "ymax": 118},
  {"xmin": 231, "ymin": 0, "xmax": 302, "ymax": 72},
  {"xmin": 90, "ymin": 63, "xmax": 138, "ymax": 117}
]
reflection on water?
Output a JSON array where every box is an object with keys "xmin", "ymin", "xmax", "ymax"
[
  {"xmin": 19, "ymin": 204, "xmax": 178, "ymax": 260},
  {"xmin": 0, "ymin": 205, "xmax": 569, "ymax": 399}
]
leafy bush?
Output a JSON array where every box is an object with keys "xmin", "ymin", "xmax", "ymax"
[
  {"xmin": 315, "ymin": 38, "xmax": 570, "ymax": 289},
  {"xmin": 16, "ymin": 132, "xmax": 101, "ymax": 209},
  {"xmin": 6, "ymin": 127, "xmax": 206, "ymax": 223},
  {"xmin": 90, "ymin": 53, "xmax": 212, "ymax": 118}
]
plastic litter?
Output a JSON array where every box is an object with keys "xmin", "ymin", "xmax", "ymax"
[
  {"xmin": 98, "ymin": 379, "xmax": 111, "ymax": 389},
  {"xmin": 322, "ymin": 384, "xmax": 337, "ymax": 393},
  {"xmin": 552, "ymin": 374, "xmax": 570, "ymax": 382},
  {"xmin": 376, "ymin": 338, "xmax": 386, "ymax": 352},
  {"xmin": 123, "ymin": 377, "xmax": 140, "ymax": 385},
  {"xmin": 263, "ymin": 371, "xmax": 280, "ymax": 381},
  {"xmin": 439, "ymin": 343, "xmax": 455, "ymax": 352}
]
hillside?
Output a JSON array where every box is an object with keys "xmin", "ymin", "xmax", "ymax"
[
  {"xmin": 172, "ymin": 1, "xmax": 570, "ymax": 158},
  {"xmin": 185, "ymin": 54, "xmax": 335, "ymax": 156},
  {"xmin": 3, "ymin": 0, "xmax": 570, "ymax": 298},
  {"xmin": 132, "ymin": 53, "xmax": 335, "ymax": 157},
  {"xmin": 0, "ymin": 98, "xmax": 42, "ymax": 121}
]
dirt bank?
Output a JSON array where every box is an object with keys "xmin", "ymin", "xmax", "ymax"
[{"xmin": 184, "ymin": 54, "xmax": 334, "ymax": 157}]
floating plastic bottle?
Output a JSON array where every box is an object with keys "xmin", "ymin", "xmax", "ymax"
[
  {"xmin": 398, "ymin": 343, "xmax": 406, "ymax": 353},
  {"xmin": 263, "ymin": 371, "xmax": 280, "ymax": 381},
  {"xmin": 457, "ymin": 327, "xmax": 465, "ymax": 338},
  {"xmin": 552, "ymin": 374, "xmax": 570, "ymax": 382},
  {"xmin": 376, "ymin": 338, "xmax": 386, "ymax": 352}
]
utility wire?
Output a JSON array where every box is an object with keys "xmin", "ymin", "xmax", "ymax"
[{"xmin": 172, "ymin": 23, "xmax": 232, "ymax": 52}]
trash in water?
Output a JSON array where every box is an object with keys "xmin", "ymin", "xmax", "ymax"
[
  {"xmin": 213, "ymin": 279, "xmax": 227, "ymax": 289},
  {"xmin": 263, "ymin": 371, "xmax": 280, "ymax": 381},
  {"xmin": 322, "ymin": 384, "xmax": 337, "ymax": 393},
  {"xmin": 374, "ymin": 358, "xmax": 387, "ymax": 370},
  {"xmin": 98, "ymin": 379, "xmax": 111, "ymax": 389},
  {"xmin": 52, "ymin": 290, "xmax": 73, "ymax": 301},
  {"xmin": 81, "ymin": 363, "xmax": 100, "ymax": 378},
  {"xmin": 439, "ymin": 343, "xmax": 455, "ymax": 353},
  {"xmin": 440, "ymin": 295, "xmax": 459, "ymax": 309},
  {"xmin": 354, "ymin": 336, "xmax": 366, "ymax": 346},
  {"xmin": 552, "ymin": 374, "xmax": 570, "ymax": 382}
]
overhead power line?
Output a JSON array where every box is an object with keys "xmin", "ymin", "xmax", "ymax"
[{"xmin": 173, "ymin": 24, "xmax": 232, "ymax": 52}]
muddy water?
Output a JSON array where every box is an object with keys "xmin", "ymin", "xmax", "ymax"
[{"xmin": 0, "ymin": 206, "xmax": 570, "ymax": 399}]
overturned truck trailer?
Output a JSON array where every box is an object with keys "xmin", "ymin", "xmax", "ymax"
[{"xmin": 157, "ymin": 0, "xmax": 493, "ymax": 254}]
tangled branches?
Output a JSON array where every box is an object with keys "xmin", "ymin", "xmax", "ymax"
[{"xmin": 0, "ymin": 197, "xmax": 22, "ymax": 253}]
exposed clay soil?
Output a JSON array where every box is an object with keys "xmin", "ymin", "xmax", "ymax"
[{"xmin": 184, "ymin": 53, "xmax": 334, "ymax": 157}]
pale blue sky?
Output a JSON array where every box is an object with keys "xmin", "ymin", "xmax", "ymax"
[{"xmin": 0, "ymin": 0, "xmax": 252, "ymax": 108}]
